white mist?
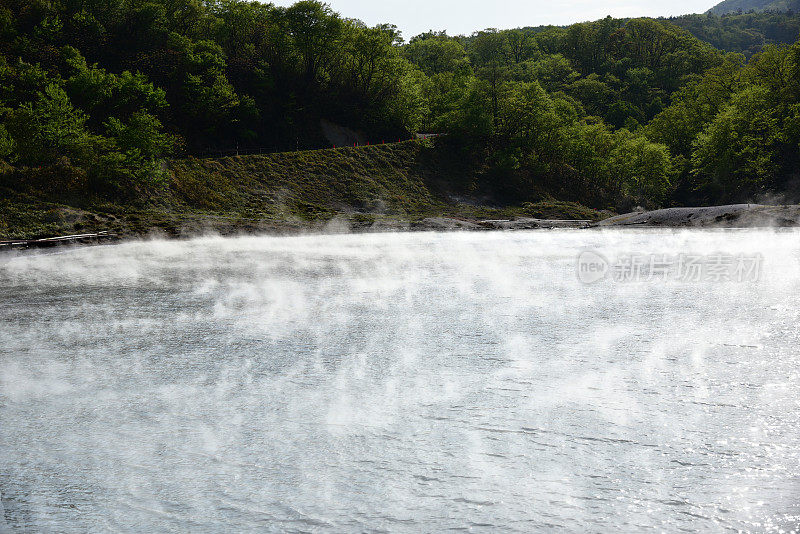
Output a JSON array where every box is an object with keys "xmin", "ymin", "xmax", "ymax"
[{"xmin": 1, "ymin": 230, "xmax": 799, "ymax": 532}]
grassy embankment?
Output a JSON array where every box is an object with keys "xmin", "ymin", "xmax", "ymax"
[{"xmin": 0, "ymin": 141, "xmax": 603, "ymax": 240}]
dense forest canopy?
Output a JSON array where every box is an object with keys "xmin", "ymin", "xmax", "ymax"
[
  {"xmin": 1, "ymin": 0, "xmax": 800, "ymax": 208},
  {"xmin": 667, "ymin": 11, "xmax": 800, "ymax": 56},
  {"xmin": 707, "ymin": 0, "xmax": 800, "ymax": 16},
  {"xmin": 515, "ymin": 11, "xmax": 800, "ymax": 58}
]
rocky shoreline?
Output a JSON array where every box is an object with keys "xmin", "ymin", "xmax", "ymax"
[
  {"xmin": 595, "ymin": 204, "xmax": 800, "ymax": 228},
  {"xmin": 357, "ymin": 204, "xmax": 800, "ymax": 231},
  {"xmin": 2, "ymin": 204, "xmax": 799, "ymax": 251}
]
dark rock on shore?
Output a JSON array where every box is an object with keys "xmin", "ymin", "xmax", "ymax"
[
  {"xmin": 477, "ymin": 218, "xmax": 592, "ymax": 230},
  {"xmin": 411, "ymin": 218, "xmax": 488, "ymax": 231},
  {"xmin": 596, "ymin": 204, "xmax": 800, "ymax": 228},
  {"xmin": 410, "ymin": 217, "xmax": 591, "ymax": 231}
]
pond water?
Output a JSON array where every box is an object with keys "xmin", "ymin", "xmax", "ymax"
[{"xmin": 1, "ymin": 230, "xmax": 799, "ymax": 532}]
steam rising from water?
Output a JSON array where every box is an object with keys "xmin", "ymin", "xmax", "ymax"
[{"xmin": 1, "ymin": 230, "xmax": 799, "ymax": 532}]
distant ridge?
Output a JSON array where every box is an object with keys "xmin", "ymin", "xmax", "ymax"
[{"xmin": 707, "ymin": 0, "xmax": 800, "ymax": 14}]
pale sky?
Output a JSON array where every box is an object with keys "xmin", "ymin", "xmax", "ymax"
[{"xmin": 270, "ymin": 0, "xmax": 720, "ymax": 40}]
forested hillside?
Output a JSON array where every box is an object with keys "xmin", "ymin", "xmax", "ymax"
[
  {"xmin": 1, "ymin": 0, "xmax": 800, "ymax": 216},
  {"xmin": 667, "ymin": 11, "xmax": 800, "ymax": 55},
  {"xmin": 707, "ymin": 0, "xmax": 800, "ymax": 15}
]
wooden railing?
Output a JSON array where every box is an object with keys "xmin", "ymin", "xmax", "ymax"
[{"xmin": 0, "ymin": 231, "xmax": 118, "ymax": 251}]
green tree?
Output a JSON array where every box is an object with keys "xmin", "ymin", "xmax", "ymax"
[
  {"xmin": 609, "ymin": 130, "xmax": 674, "ymax": 206},
  {"xmin": 503, "ymin": 29, "xmax": 538, "ymax": 64},
  {"xmin": 101, "ymin": 110, "xmax": 175, "ymax": 189},
  {"xmin": 646, "ymin": 52, "xmax": 745, "ymax": 157},
  {"xmin": 0, "ymin": 124, "xmax": 14, "ymax": 160},
  {"xmin": 61, "ymin": 46, "xmax": 168, "ymax": 126},
  {"xmin": 691, "ymin": 85, "xmax": 790, "ymax": 200},
  {"xmin": 284, "ymin": 0, "xmax": 344, "ymax": 85},
  {"xmin": 470, "ymin": 30, "xmax": 511, "ymax": 127},
  {"xmin": 4, "ymin": 83, "xmax": 101, "ymax": 166},
  {"xmin": 402, "ymin": 36, "xmax": 469, "ymax": 76},
  {"xmin": 105, "ymin": 110, "xmax": 174, "ymax": 160},
  {"xmin": 567, "ymin": 75, "xmax": 616, "ymax": 116},
  {"xmin": 420, "ymin": 71, "xmax": 473, "ymax": 132},
  {"xmin": 522, "ymin": 54, "xmax": 579, "ymax": 92}
]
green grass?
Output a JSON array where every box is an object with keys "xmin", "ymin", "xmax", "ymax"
[
  {"xmin": 167, "ymin": 142, "xmax": 449, "ymax": 217},
  {"xmin": 0, "ymin": 141, "xmax": 606, "ymax": 240}
]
